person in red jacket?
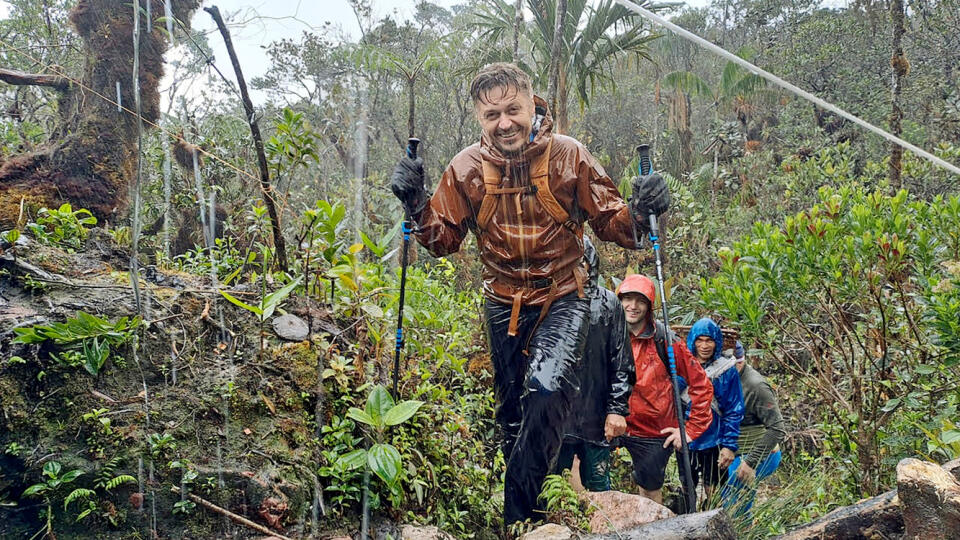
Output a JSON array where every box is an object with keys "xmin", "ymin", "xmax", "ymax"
[{"xmin": 616, "ymin": 274, "xmax": 713, "ymax": 504}]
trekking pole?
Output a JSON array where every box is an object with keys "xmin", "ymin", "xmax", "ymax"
[
  {"xmin": 392, "ymin": 137, "xmax": 420, "ymax": 400},
  {"xmin": 631, "ymin": 144, "xmax": 698, "ymax": 514}
]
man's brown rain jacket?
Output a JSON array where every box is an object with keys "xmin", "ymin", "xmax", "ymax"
[{"xmin": 414, "ymin": 96, "xmax": 638, "ymax": 309}]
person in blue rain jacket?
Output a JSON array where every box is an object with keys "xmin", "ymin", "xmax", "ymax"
[{"xmin": 680, "ymin": 317, "xmax": 744, "ymax": 510}]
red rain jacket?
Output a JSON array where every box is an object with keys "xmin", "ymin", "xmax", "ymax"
[{"xmin": 618, "ymin": 275, "xmax": 713, "ymax": 439}]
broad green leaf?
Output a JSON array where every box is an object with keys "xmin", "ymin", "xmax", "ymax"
[
  {"xmin": 364, "ymin": 385, "xmax": 395, "ymax": 427},
  {"xmin": 360, "ymin": 303, "xmax": 384, "ymax": 319},
  {"xmin": 43, "ymin": 461, "xmax": 61, "ymax": 478},
  {"xmin": 346, "ymin": 407, "xmax": 376, "ymax": 427},
  {"xmin": 337, "ymin": 449, "xmax": 368, "ymax": 470},
  {"xmin": 21, "ymin": 484, "xmax": 47, "ymax": 498},
  {"xmin": 219, "ymin": 290, "xmax": 262, "ymax": 316},
  {"xmin": 383, "ymin": 400, "xmax": 424, "ymax": 426},
  {"xmin": 60, "ymin": 469, "xmax": 83, "ymax": 483},
  {"xmin": 262, "ymin": 277, "xmax": 302, "ymax": 320},
  {"xmin": 942, "ymin": 430, "xmax": 960, "ymax": 445},
  {"xmin": 368, "ymin": 443, "xmax": 401, "ymax": 487}
]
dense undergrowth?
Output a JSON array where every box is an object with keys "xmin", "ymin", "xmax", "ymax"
[{"xmin": 2, "ymin": 144, "xmax": 959, "ymax": 539}]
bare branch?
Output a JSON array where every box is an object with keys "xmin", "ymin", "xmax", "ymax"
[{"xmin": 0, "ymin": 68, "xmax": 70, "ymax": 90}]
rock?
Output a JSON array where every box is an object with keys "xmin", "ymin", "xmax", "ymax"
[
  {"xmin": 398, "ymin": 525, "xmax": 455, "ymax": 540},
  {"xmin": 521, "ymin": 523, "xmax": 573, "ymax": 540},
  {"xmin": 272, "ymin": 314, "xmax": 309, "ymax": 341},
  {"xmin": 774, "ymin": 490, "xmax": 903, "ymax": 539},
  {"xmin": 590, "ymin": 509, "xmax": 735, "ymax": 539},
  {"xmin": 943, "ymin": 458, "xmax": 960, "ymax": 482},
  {"xmin": 581, "ymin": 490, "xmax": 674, "ymax": 533},
  {"xmin": 896, "ymin": 457, "xmax": 960, "ymax": 539}
]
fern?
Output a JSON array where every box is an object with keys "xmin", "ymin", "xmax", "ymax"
[
  {"xmin": 64, "ymin": 488, "xmax": 95, "ymax": 510},
  {"xmin": 104, "ymin": 474, "xmax": 136, "ymax": 491},
  {"xmin": 94, "ymin": 456, "xmax": 122, "ymax": 489}
]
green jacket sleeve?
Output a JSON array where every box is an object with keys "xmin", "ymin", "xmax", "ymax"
[{"xmin": 744, "ymin": 378, "xmax": 786, "ymax": 468}]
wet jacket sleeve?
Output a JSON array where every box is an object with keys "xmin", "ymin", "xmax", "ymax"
[
  {"xmin": 745, "ymin": 379, "xmax": 787, "ymax": 468},
  {"xmin": 716, "ymin": 369, "xmax": 745, "ymax": 452},
  {"xmin": 574, "ymin": 148, "xmax": 638, "ymax": 250},
  {"xmin": 413, "ymin": 165, "xmax": 472, "ymax": 257},
  {"xmin": 606, "ymin": 301, "xmax": 634, "ymax": 417},
  {"xmin": 675, "ymin": 342, "xmax": 713, "ymax": 440}
]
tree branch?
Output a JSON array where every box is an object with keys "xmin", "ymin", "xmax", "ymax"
[
  {"xmin": 204, "ymin": 5, "xmax": 289, "ymax": 273},
  {"xmin": 0, "ymin": 68, "xmax": 70, "ymax": 90}
]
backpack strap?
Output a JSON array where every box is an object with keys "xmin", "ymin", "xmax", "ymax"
[
  {"xmin": 475, "ymin": 138, "xmax": 577, "ymax": 232},
  {"xmin": 653, "ymin": 320, "xmax": 672, "ymax": 375}
]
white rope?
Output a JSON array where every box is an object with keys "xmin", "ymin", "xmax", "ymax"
[{"xmin": 613, "ymin": 0, "xmax": 960, "ymax": 178}]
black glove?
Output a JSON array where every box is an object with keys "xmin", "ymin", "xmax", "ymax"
[
  {"xmin": 390, "ymin": 156, "xmax": 429, "ymax": 219},
  {"xmin": 630, "ymin": 173, "xmax": 671, "ymax": 218}
]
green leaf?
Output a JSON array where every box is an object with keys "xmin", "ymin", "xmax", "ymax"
[
  {"xmin": 365, "ymin": 386, "xmax": 395, "ymax": 427},
  {"xmin": 337, "ymin": 449, "xmax": 368, "ymax": 470},
  {"xmin": 383, "ymin": 400, "xmax": 424, "ymax": 427},
  {"xmin": 64, "ymin": 488, "xmax": 95, "ymax": 509},
  {"xmin": 60, "ymin": 469, "xmax": 84, "ymax": 484},
  {"xmin": 942, "ymin": 430, "xmax": 960, "ymax": 445},
  {"xmin": 262, "ymin": 277, "xmax": 302, "ymax": 320},
  {"xmin": 43, "ymin": 461, "xmax": 62, "ymax": 479},
  {"xmin": 360, "ymin": 303, "xmax": 384, "ymax": 319},
  {"xmin": 368, "ymin": 443, "xmax": 401, "ymax": 487},
  {"xmin": 346, "ymin": 407, "xmax": 376, "ymax": 427},
  {"xmin": 21, "ymin": 484, "xmax": 48, "ymax": 498},
  {"xmin": 219, "ymin": 290, "xmax": 262, "ymax": 316}
]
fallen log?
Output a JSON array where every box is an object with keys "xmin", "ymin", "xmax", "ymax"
[
  {"xmin": 170, "ymin": 486, "xmax": 292, "ymax": 540},
  {"xmin": 590, "ymin": 508, "xmax": 735, "ymax": 539},
  {"xmin": 774, "ymin": 490, "xmax": 903, "ymax": 540}
]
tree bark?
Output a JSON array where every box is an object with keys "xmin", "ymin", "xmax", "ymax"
[
  {"xmin": 0, "ymin": 0, "xmax": 200, "ymax": 228},
  {"xmin": 205, "ymin": 5, "xmax": 289, "ymax": 273},
  {"xmin": 547, "ymin": 0, "xmax": 568, "ymax": 128},
  {"xmin": 888, "ymin": 0, "xmax": 907, "ymax": 190},
  {"xmin": 0, "ymin": 68, "xmax": 70, "ymax": 90},
  {"xmin": 407, "ymin": 76, "xmax": 416, "ymax": 138}
]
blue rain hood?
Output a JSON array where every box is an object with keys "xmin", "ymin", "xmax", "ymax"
[{"xmin": 687, "ymin": 317, "xmax": 724, "ymax": 363}]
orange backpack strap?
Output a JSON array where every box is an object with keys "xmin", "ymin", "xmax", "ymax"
[
  {"xmin": 476, "ymin": 160, "xmax": 502, "ymax": 230},
  {"xmin": 528, "ymin": 138, "xmax": 567, "ymax": 224}
]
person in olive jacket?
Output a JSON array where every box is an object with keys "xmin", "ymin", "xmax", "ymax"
[{"xmin": 553, "ymin": 237, "xmax": 635, "ymax": 491}]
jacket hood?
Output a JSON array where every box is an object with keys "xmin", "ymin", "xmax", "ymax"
[
  {"xmin": 616, "ymin": 274, "xmax": 656, "ymax": 329},
  {"xmin": 478, "ymin": 94, "xmax": 554, "ymax": 167},
  {"xmin": 583, "ymin": 236, "xmax": 599, "ymax": 288},
  {"xmin": 687, "ymin": 317, "xmax": 724, "ymax": 363}
]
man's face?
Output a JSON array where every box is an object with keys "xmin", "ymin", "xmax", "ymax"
[
  {"xmin": 620, "ymin": 292, "xmax": 649, "ymax": 326},
  {"xmin": 475, "ymin": 85, "xmax": 535, "ymax": 157},
  {"xmin": 694, "ymin": 335, "xmax": 716, "ymax": 362}
]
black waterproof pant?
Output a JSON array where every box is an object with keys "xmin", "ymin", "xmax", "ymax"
[{"xmin": 485, "ymin": 293, "xmax": 590, "ymax": 525}]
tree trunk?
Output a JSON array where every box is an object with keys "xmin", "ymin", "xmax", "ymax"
[
  {"xmin": 547, "ymin": 0, "xmax": 567, "ymax": 120},
  {"xmin": 0, "ymin": 0, "xmax": 200, "ymax": 228},
  {"xmin": 888, "ymin": 0, "xmax": 907, "ymax": 190},
  {"xmin": 407, "ymin": 76, "xmax": 416, "ymax": 138},
  {"xmin": 513, "ymin": 0, "xmax": 523, "ymax": 63}
]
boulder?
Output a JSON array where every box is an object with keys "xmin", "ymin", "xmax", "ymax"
[
  {"xmin": 590, "ymin": 509, "xmax": 735, "ymax": 539},
  {"xmin": 521, "ymin": 523, "xmax": 574, "ymax": 540},
  {"xmin": 580, "ymin": 490, "xmax": 674, "ymax": 533},
  {"xmin": 896, "ymin": 457, "xmax": 960, "ymax": 539},
  {"xmin": 399, "ymin": 525, "xmax": 455, "ymax": 540},
  {"xmin": 943, "ymin": 458, "xmax": 960, "ymax": 482},
  {"xmin": 774, "ymin": 490, "xmax": 903, "ymax": 539}
]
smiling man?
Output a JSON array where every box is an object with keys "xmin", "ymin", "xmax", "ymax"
[{"xmin": 390, "ymin": 63, "xmax": 670, "ymax": 525}]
